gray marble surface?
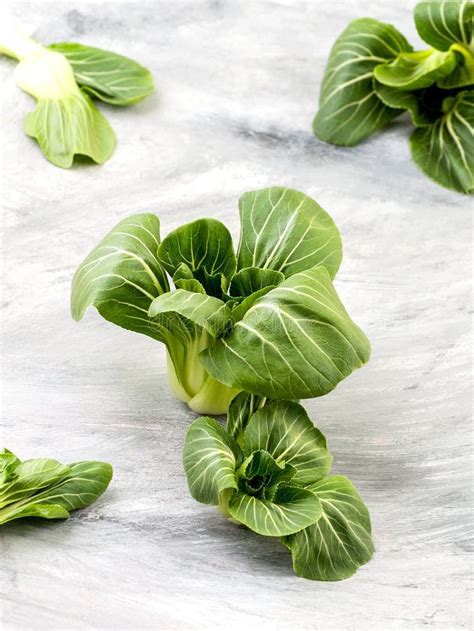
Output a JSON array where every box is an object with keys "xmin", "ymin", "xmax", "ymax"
[{"xmin": 0, "ymin": 1, "xmax": 472, "ymax": 629}]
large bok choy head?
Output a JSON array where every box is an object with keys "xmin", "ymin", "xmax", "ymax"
[
  {"xmin": 183, "ymin": 394, "xmax": 374, "ymax": 580},
  {"xmin": 0, "ymin": 17, "xmax": 154, "ymax": 167},
  {"xmin": 71, "ymin": 187, "xmax": 371, "ymax": 415}
]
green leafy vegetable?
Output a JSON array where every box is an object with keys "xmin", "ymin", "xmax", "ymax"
[
  {"xmin": 314, "ymin": 0, "xmax": 474, "ymax": 193},
  {"xmin": 49, "ymin": 42, "xmax": 154, "ymax": 105},
  {"xmin": 410, "ymin": 90, "xmax": 474, "ymax": 193},
  {"xmin": 71, "ymin": 187, "xmax": 370, "ymax": 414},
  {"xmin": 312, "ymin": 18, "xmax": 412, "ymax": 146},
  {"xmin": 183, "ymin": 396, "xmax": 373, "ymax": 580},
  {"xmin": 0, "ymin": 448, "xmax": 112, "ymax": 525},
  {"xmin": 0, "ymin": 17, "xmax": 154, "ymax": 167}
]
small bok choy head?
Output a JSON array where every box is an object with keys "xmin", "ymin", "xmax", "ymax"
[
  {"xmin": 313, "ymin": 0, "xmax": 474, "ymax": 193},
  {"xmin": 183, "ymin": 394, "xmax": 374, "ymax": 581},
  {"xmin": 0, "ymin": 16, "xmax": 154, "ymax": 167},
  {"xmin": 71, "ymin": 186, "xmax": 371, "ymax": 415},
  {"xmin": 0, "ymin": 448, "xmax": 112, "ymax": 526}
]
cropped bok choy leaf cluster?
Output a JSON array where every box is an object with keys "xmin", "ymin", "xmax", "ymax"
[
  {"xmin": 71, "ymin": 187, "xmax": 371, "ymax": 415},
  {"xmin": 184, "ymin": 394, "xmax": 373, "ymax": 581},
  {"xmin": 0, "ymin": 448, "xmax": 112, "ymax": 525},
  {"xmin": 0, "ymin": 17, "xmax": 154, "ymax": 167},
  {"xmin": 313, "ymin": 0, "xmax": 474, "ymax": 193}
]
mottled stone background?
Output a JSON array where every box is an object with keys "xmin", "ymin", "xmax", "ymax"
[{"xmin": 1, "ymin": 1, "xmax": 472, "ymax": 629}]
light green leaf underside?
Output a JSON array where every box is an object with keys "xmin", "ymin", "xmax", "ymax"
[
  {"xmin": 149, "ymin": 289, "xmax": 233, "ymax": 337},
  {"xmin": 158, "ymin": 218, "xmax": 236, "ymax": 287},
  {"xmin": 237, "ymin": 187, "xmax": 342, "ymax": 279},
  {"xmin": 71, "ymin": 213, "xmax": 174, "ymax": 343},
  {"xmin": 414, "ymin": 0, "xmax": 474, "ymax": 51},
  {"xmin": 0, "ymin": 449, "xmax": 22, "ymax": 485},
  {"xmin": 183, "ymin": 418, "xmax": 239, "ymax": 505},
  {"xmin": 0, "ymin": 461, "xmax": 113, "ymax": 525},
  {"xmin": 230, "ymin": 267, "xmax": 285, "ymax": 297},
  {"xmin": 228, "ymin": 485, "xmax": 322, "ymax": 537},
  {"xmin": 410, "ymin": 90, "xmax": 474, "ymax": 193},
  {"xmin": 49, "ymin": 42, "xmax": 154, "ymax": 105},
  {"xmin": 374, "ymin": 48, "xmax": 457, "ymax": 90},
  {"xmin": 283, "ymin": 475, "xmax": 373, "ymax": 581},
  {"xmin": 438, "ymin": 43, "xmax": 474, "ymax": 88},
  {"xmin": 243, "ymin": 400, "xmax": 332, "ymax": 484},
  {"xmin": 313, "ymin": 17, "xmax": 412, "ymax": 146},
  {"xmin": 227, "ymin": 392, "xmax": 266, "ymax": 443},
  {"xmin": 373, "ymin": 81, "xmax": 446, "ymax": 126},
  {"xmin": 24, "ymin": 91, "xmax": 116, "ymax": 168},
  {"xmin": 0, "ymin": 458, "xmax": 70, "ymax": 509},
  {"xmin": 202, "ymin": 265, "xmax": 371, "ymax": 399}
]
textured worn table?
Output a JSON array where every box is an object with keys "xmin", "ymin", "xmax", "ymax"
[{"xmin": 1, "ymin": 1, "xmax": 472, "ymax": 629}]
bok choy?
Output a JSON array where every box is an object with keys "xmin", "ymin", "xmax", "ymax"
[
  {"xmin": 0, "ymin": 16, "xmax": 154, "ymax": 167},
  {"xmin": 71, "ymin": 186, "xmax": 371, "ymax": 415}
]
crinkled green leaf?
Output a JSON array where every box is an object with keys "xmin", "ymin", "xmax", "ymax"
[
  {"xmin": 373, "ymin": 80, "xmax": 448, "ymax": 126},
  {"xmin": 71, "ymin": 213, "xmax": 172, "ymax": 342},
  {"xmin": 173, "ymin": 263, "xmax": 206, "ymax": 294},
  {"xmin": 410, "ymin": 90, "xmax": 474, "ymax": 193},
  {"xmin": 230, "ymin": 267, "xmax": 285, "ymax": 297},
  {"xmin": 49, "ymin": 42, "xmax": 154, "ymax": 105},
  {"xmin": 374, "ymin": 48, "xmax": 457, "ymax": 90},
  {"xmin": 282, "ymin": 475, "xmax": 373, "ymax": 581},
  {"xmin": 313, "ymin": 18, "xmax": 412, "ymax": 146},
  {"xmin": 202, "ymin": 265, "xmax": 371, "ymax": 400},
  {"xmin": 0, "ymin": 461, "xmax": 113, "ymax": 525},
  {"xmin": 149, "ymin": 289, "xmax": 233, "ymax": 338},
  {"xmin": 240, "ymin": 450, "xmax": 297, "ymax": 501},
  {"xmin": 158, "ymin": 219, "xmax": 236, "ymax": 288},
  {"xmin": 227, "ymin": 392, "xmax": 266, "ymax": 442},
  {"xmin": 414, "ymin": 0, "xmax": 474, "ymax": 51},
  {"xmin": 228, "ymin": 485, "xmax": 322, "ymax": 537},
  {"xmin": 183, "ymin": 417, "xmax": 240, "ymax": 505},
  {"xmin": 0, "ymin": 458, "xmax": 70, "ymax": 509},
  {"xmin": 237, "ymin": 187, "xmax": 342, "ymax": 279},
  {"xmin": 243, "ymin": 400, "xmax": 332, "ymax": 484}
]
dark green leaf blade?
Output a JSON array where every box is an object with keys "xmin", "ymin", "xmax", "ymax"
[
  {"xmin": 243, "ymin": 400, "xmax": 332, "ymax": 484},
  {"xmin": 227, "ymin": 392, "xmax": 266, "ymax": 442},
  {"xmin": 183, "ymin": 418, "xmax": 239, "ymax": 505},
  {"xmin": 282, "ymin": 475, "xmax": 373, "ymax": 581},
  {"xmin": 0, "ymin": 461, "xmax": 112, "ymax": 525},
  {"xmin": 373, "ymin": 80, "xmax": 447, "ymax": 126},
  {"xmin": 71, "ymin": 214, "xmax": 170, "ymax": 342},
  {"xmin": 202, "ymin": 265, "xmax": 371, "ymax": 400},
  {"xmin": 414, "ymin": 0, "xmax": 474, "ymax": 51},
  {"xmin": 158, "ymin": 219, "xmax": 236, "ymax": 289},
  {"xmin": 230, "ymin": 267, "xmax": 285, "ymax": 297},
  {"xmin": 410, "ymin": 91, "xmax": 474, "ymax": 193},
  {"xmin": 313, "ymin": 18, "xmax": 412, "ymax": 146},
  {"xmin": 237, "ymin": 187, "xmax": 342, "ymax": 279},
  {"xmin": 228, "ymin": 485, "xmax": 322, "ymax": 537},
  {"xmin": 374, "ymin": 48, "xmax": 457, "ymax": 90},
  {"xmin": 49, "ymin": 42, "xmax": 155, "ymax": 106}
]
